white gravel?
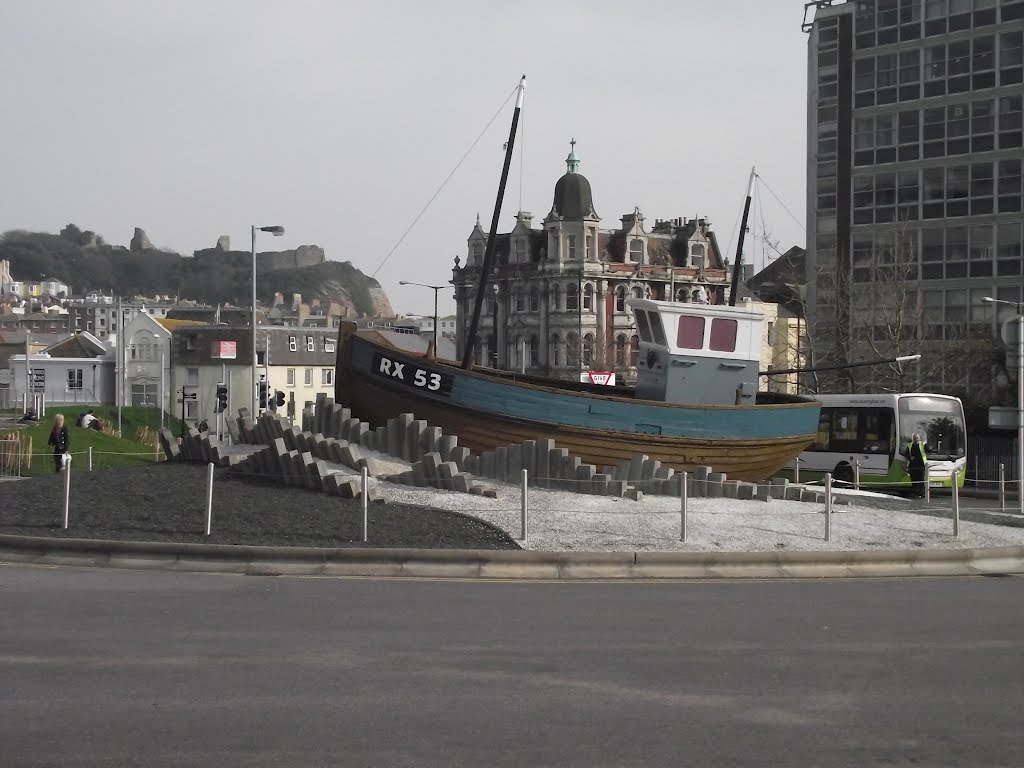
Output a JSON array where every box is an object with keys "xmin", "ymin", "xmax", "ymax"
[{"xmin": 377, "ymin": 481, "xmax": 1024, "ymax": 553}]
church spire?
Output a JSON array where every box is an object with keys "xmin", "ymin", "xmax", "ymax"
[{"xmin": 565, "ymin": 138, "xmax": 579, "ymax": 174}]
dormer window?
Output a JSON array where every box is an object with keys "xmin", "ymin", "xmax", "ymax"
[
  {"xmin": 514, "ymin": 239, "xmax": 526, "ymax": 263},
  {"xmin": 629, "ymin": 239, "xmax": 644, "ymax": 263}
]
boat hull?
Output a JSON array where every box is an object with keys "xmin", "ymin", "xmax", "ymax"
[{"xmin": 336, "ymin": 329, "xmax": 818, "ymax": 482}]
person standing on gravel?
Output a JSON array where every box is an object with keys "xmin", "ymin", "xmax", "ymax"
[
  {"xmin": 906, "ymin": 432, "xmax": 927, "ymax": 498},
  {"xmin": 47, "ymin": 413, "xmax": 70, "ymax": 473}
]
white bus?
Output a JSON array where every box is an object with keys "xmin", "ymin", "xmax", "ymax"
[{"xmin": 796, "ymin": 393, "xmax": 967, "ymax": 489}]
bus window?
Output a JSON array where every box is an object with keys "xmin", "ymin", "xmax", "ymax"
[
  {"xmin": 861, "ymin": 409, "xmax": 893, "ymax": 454},
  {"xmin": 813, "ymin": 409, "xmax": 832, "ymax": 450}
]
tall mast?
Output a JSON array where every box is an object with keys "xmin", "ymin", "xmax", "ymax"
[
  {"xmin": 729, "ymin": 166, "xmax": 756, "ymax": 307},
  {"xmin": 462, "ymin": 75, "xmax": 526, "ymax": 369}
]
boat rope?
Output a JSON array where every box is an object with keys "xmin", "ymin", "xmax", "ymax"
[
  {"xmin": 371, "ymin": 82, "xmax": 520, "ymax": 279},
  {"xmin": 754, "ymin": 172, "xmax": 806, "ymax": 232}
]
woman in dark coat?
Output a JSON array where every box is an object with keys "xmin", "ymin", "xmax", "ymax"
[{"xmin": 47, "ymin": 413, "xmax": 70, "ymax": 473}]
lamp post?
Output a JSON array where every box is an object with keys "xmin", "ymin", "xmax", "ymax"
[
  {"xmin": 983, "ymin": 296, "xmax": 1024, "ymax": 515},
  {"xmin": 398, "ymin": 281, "xmax": 445, "ymax": 354},
  {"xmin": 251, "ymin": 225, "xmax": 285, "ymax": 416}
]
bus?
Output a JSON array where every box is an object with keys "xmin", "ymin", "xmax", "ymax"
[{"xmin": 795, "ymin": 393, "xmax": 967, "ymax": 490}]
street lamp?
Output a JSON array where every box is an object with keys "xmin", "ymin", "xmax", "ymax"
[
  {"xmin": 398, "ymin": 281, "xmax": 445, "ymax": 354},
  {"xmin": 983, "ymin": 296, "xmax": 1024, "ymax": 515},
  {"xmin": 251, "ymin": 225, "xmax": 285, "ymax": 416}
]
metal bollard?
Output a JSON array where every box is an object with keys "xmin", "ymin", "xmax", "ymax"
[
  {"xmin": 520, "ymin": 469, "xmax": 528, "ymax": 541},
  {"xmin": 924, "ymin": 464, "xmax": 930, "ymax": 504},
  {"xmin": 680, "ymin": 471, "xmax": 688, "ymax": 543},
  {"xmin": 952, "ymin": 467, "xmax": 960, "ymax": 538},
  {"xmin": 1000, "ymin": 463, "xmax": 1006, "ymax": 512},
  {"xmin": 88, "ymin": 446, "xmax": 93, "ymax": 472},
  {"xmin": 794, "ymin": 457, "xmax": 800, "ymax": 486},
  {"xmin": 361, "ymin": 466, "xmax": 369, "ymax": 543},
  {"xmin": 854, "ymin": 460, "xmax": 860, "ymax": 491},
  {"xmin": 824, "ymin": 472, "xmax": 832, "ymax": 542},
  {"xmin": 205, "ymin": 462, "xmax": 214, "ymax": 535},
  {"xmin": 62, "ymin": 456, "xmax": 72, "ymax": 529}
]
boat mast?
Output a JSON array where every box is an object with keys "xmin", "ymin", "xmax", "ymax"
[
  {"xmin": 728, "ymin": 166, "xmax": 756, "ymax": 307},
  {"xmin": 462, "ymin": 75, "xmax": 526, "ymax": 369}
]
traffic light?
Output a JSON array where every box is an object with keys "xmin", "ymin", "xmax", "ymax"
[
  {"xmin": 274, "ymin": 390, "xmax": 286, "ymax": 409},
  {"xmin": 215, "ymin": 383, "xmax": 228, "ymax": 413},
  {"xmin": 258, "ymin": 380, "xmax": 269, "ymax": 409}
]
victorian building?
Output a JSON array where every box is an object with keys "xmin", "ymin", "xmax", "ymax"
[{"xmin": 452, "ymin": 144, "xmax": 732, "ymax": 383}]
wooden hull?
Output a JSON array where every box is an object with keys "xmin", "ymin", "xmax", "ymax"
[{"xmin": 335, "ymin": 329, "xmax": 818, "ymax": 482}]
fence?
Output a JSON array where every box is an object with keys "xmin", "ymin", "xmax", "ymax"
[
  {"xmin": 0, "ymin": 433, "xmax": 29, "ymax": 477},
  {"xmin": 967, "ymin": 434, "xmax": 1017, "ymax": 485}
]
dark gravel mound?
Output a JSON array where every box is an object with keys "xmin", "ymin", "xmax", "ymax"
[{"xmin": 0, "ymin": 464, "xmax": 519, "ymax": 550}]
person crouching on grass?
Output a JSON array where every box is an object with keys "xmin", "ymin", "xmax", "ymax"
[{"xmin": 47, "ymin": 413, "xmax": 70, "ymax": 473}]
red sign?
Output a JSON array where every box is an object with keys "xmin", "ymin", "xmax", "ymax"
[
  {"xmin": 580, "ymin": 371, "xmax": 616, "ymax": 386},
  {"xmin": 211, "ymin": 340, "xmax": 237, "ymax": 359}
]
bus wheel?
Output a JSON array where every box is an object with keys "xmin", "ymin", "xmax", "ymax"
[{"xmin": 833, "ymin": 462, "xmax": 855, "ymax": 486}]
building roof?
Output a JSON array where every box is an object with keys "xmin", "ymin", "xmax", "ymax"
[
  {"xmin": 157, "ymin": 318, "xmax": 205, "ymax": 332},
  {"xmin": 42, "ymin": 332, "xmax": 107, "ymax": 359}
]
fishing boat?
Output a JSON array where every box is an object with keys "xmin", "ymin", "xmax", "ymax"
[{"xmin": 334, "ymin": 76, "xmax": 820, "ymax": 482}]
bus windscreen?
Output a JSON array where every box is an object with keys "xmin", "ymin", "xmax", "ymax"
[{"xmin": 898, "ymin": 396, "xmax": 966, "ymax": 461}]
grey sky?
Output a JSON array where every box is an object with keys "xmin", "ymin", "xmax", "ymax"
[{"xmin": 0, "ymin": 0, "xmax": 810, "ymax": 316}]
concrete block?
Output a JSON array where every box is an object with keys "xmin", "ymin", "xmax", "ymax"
[
  {"xmin": 606, "ymin": 480, "xmax": 628, "ymax": 497},
  {"xmin": 737, "ymin": 483, "xmax": 755, "ymax": 501},
  {"xmin": 412, "ymin": 461, "xmax": 428, "ymax": 487},
  {"xmin": 337, "ymin": 479, "xmax": 359, "ymax": 499},
  {"xmin": 158, "ymin": 428, "xmax": 180, "ymax": 462},
  {"xmin": 784, "ymin": 486, "xmax": 803, "ymax": 501},
  {"xmin": 480, "ymin": 452, "xmax": 495, "ymax": 479},
  {"xmin": 612, "ymin": 461, "xmax": 630, "ymax": 483},
  {"xmin": 301, "ymin": 408, "xmax": 314, "ymax": 433},
  {"xmin": 549, "ymin": 448, "xmax": 568, "ymax": 480},
  {"xmin": 437, "ymin": 434, "xmax": 458, "ymax": 462},
  {"xmin": 469, "ymin": 485, "xmax": 485, "ymax": 495},
  {"xmin": 562, "ymin": 455, "xmax": 581, "ymax": 491},
  {"xmin": 494, "ymin": 447, "xmax": 508, "ymax": 483},
  {"xmin": 706, "ymin": 472, "xmax": 726, "ymax": 499},
  {"xmin": 625, "ymin": 488, "xmax": 644, "ymax": 502},
  {"xmin": 591, "ymin": 473, "xmax": 611, "ymax": 495},
  {"xmin": 641, "ymin": 458, "xmax": 660, "ymax": 481},
  {"xmin": 421, "ymin": 452, "xmax": 442, "ymax": 485},
  {"xmin": 507, "ymin": 444, "xmax": 522, "ymax": 480},
  {"xmin": 354, "ymin": 422, "xmax": 370, "ymax": 448},
  {"xmin": 358, "ymin": 456, "xmax": 388, "ymax": 477},
  {"xmin": 770, "ymin": 477, "xmax": 790, "ymax": 499},
  {"xmin": 386, "ymin": 418, "xmax": 402, "ymax": 457},
  {"xmin": 299, "ymin": 452, "xmax": 318, "ymax": 489},
  {"xmin": 520, "ymin": 440, "xmax": 536, "ymax": 479},
  {"xmin": 449, "ymin": 447, "xmax": 471, "ymax": 472},
  {"xmin": 406, "ymin": 420, "xmax": 426, "ymax": 463},
  {"xmin": 310, "ymin": 460, "xmax": 331, "ymax": 492},
  {"xmin": 482, "ymin": 489, "xmax": 499, "ymax": 499},
  {"xmin": 799, "ymin": 488, "xmax": 818, "ymax": 503},
  {"xmin": 421, "ymin": 427, "xmax": 442, "ymax": 459},
  {"xmin": 534, "ymin": 439, "xmax": 555, "ymax": 486},
  {"xmin": 723, "ymin": 480, "xmax": 740, "ymax": 499},
  {"xmin": 624, "ymin": 454, "xmax": 646, "ymax": 482},
  {"xmin": 374, "ymin": 426, "xmax": 387, "ymax": 453},
  {"xmin": 438, "ymin": 461, "xmax": 458, "ymax": 490}
]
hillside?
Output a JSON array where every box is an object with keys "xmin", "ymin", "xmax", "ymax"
[{"xmin": 0, "ymin": 226, "xmax": 392, "ymax": 317}]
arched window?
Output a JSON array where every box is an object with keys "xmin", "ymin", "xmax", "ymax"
[
  {"xmin": 629, "ymin": 335, "xmax": 640, "ymax": 367},
  {"xmin": 583, "ymin": 333, "xmax": 595, "ymax": 367},
  {"xmin": 582, "ymin": 283, "xmax": 594, "ymax": 311},
  {"xmin": 629, "ymin": 239, "xmax": 644, "ymax": 263},
  {"xmin": 566, "ymin": 283, "xmax": 579, "ymax": 312},
  {"xmin": 551, "ymin": 284, "xmax": 561, "ymax": 312},
  {"xmin": 615, "ymin": 285, "xmax": 627, "ymax": 312},
  {"xmin": 615, "ymin": 334, "xmax": 627, "ymax": 367},
  {"xmin": 550, "ymin": 334, "xmax": 562, "ymax": 367},
  {"xmin": 631, "ymin": 286, "xmax": 644, "ymax": 300},
  {"xmin": 529, "ymin": 288, "xmax": 539, "ymax": 312},
  {"xmin": 566, "ymin": 331, "xmax": 579, "ymax": 368},
  {"xmin": 676, "ymin": 287, "xmax": 689, "ymax": 302}
]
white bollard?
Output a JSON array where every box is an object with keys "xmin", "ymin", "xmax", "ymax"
[
  {"xmin": 1000, "ymin": 463, "xmax": 1006, "ymax": 512},
  {"xmin": 520, "ymin": 469, "xmax": 528, "ymax": 541},
  {"xmin": 794, "ymin": 457, "xmax": 800, "ymax": 486},
  {"xmin": 824, "ymin": 472, "xmax": 832, "ymax": 542},
  {"xmin": 361, "ymin": 466, "xmax": 369, "ymax": 543},
  {"xmin": 952, "ymin": 467, "xmax": 960, "ymax": 538},
  {"xmin": 88, "ymin": 446, "xmax": 93, "ymax": 472},
  {"xmin": 62, "ymin": 456, "xmax": 72, "ymax": 529},
  {"xmin": 924, "ymin": 464, "xmax": 930, "ymax": 504},
  {"xmin": 854, "ymin": 460, "xmax": 860, "ymax": 491},
  {"xmin": 680, "ymin": 471, "xmax": 688, "ymax": 543},
  {"xmin": 205, "ymin": 462, "xmax": 214, "ymax": 535}
]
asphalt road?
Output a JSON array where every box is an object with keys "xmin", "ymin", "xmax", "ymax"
[{"xmin": 2, "ymin": 566, "xmax": 1023, "ymax": 767}]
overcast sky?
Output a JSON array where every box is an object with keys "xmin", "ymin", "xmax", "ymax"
[{"xmin": 0, "ymin": 0, "xmax": 811, "ymax": 316}]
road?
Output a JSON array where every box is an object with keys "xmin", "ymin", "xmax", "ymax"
[{"xmin": 1, "ymin": 565, "xmax": 1023, "ymax": 767}]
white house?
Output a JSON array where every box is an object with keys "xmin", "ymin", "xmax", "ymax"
[
  {"xmin": 7, "ymin": 332, "xmax": 114, "ymax": 407},
  {"xmin": 112, "ymin": 312, "xmax": 172, "ymax": 411}
]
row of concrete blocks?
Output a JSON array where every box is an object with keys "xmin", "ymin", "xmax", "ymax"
[
  {"xmin": 386, "ymin": 452, "xmax": 498, "ymax": 498},
  {"xmin": 230, "ymin": 436, "xmax": 380, "ymax": 501},
  {"xmin": 159, "ymin": 428, "xmax": 240, "ymax": 469}
]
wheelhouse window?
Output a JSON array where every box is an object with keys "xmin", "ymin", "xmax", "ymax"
[
  {"xmin": 676, "ymin": 315, "xmax": 705, "ymax": 349},
  {"xmin": 708, "ymin": 318, "xmax": 738, "ymax": 353}
]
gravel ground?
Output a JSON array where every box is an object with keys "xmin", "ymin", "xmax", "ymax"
[
  {"xmin": 3, "ymin": 463, "xmax": 1022, "ymax": 554},
  {"xmin": 0, "ymin": 464, "xmax": 519, "ymax": 550}
]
